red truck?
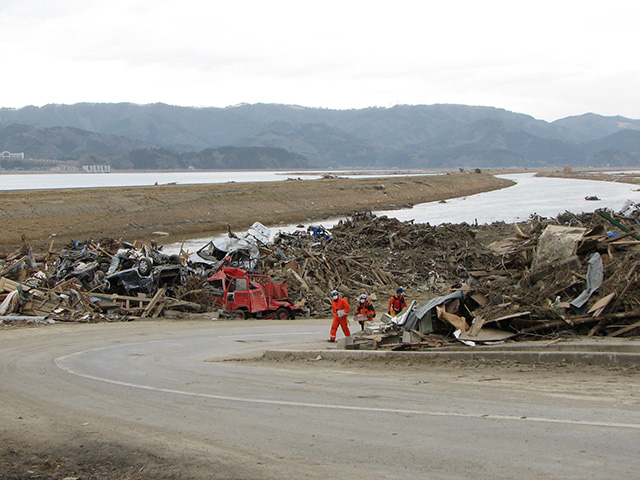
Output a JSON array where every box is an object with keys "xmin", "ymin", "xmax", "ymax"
[{"xmin": 207, "ymin": 266, "xmax": 305, "ymax": 319}]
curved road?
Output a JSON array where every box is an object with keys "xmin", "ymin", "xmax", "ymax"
[{"xmin": 1, "ymin": 319, "xmax": 639, "ymax": 479}]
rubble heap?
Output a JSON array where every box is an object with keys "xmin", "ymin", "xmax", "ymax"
[
  {"xmin": 0, "ymin": 237, "xmax": 201, "ymax": 323},
  {"xmin": 261, "ymin": 216, "xmax": 503, "ymax": 315},
  {"xmin": 3, "ymin": 202, "xmax": 640, "ymax": 347},
  {"xmin": 259, "ymin": 206, "xmax": 640, "ymax": 345}
]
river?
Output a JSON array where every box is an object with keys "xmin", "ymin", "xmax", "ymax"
[
  {"xmin": 376, "ymin": 172, "xmax": 640, "ymax": 224},
  {"xmin": 0, "ymin": 170, "xmax": 432, "ymax": 191}
]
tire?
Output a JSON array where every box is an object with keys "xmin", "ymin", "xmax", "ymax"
[
  {"xmin": 233, "ymin": 309, "xmax": 248, "ymax": 319},
  {"xmin": 275, "ymin": 307, "xmax": 291, "ymax": 320},
  {"xmin": 94, "ymin": 269, "xmax": 106, "ymax": 283},
  {"xmin": 137, "ymin": 257, "xmax": 153, "ymax": 276}
]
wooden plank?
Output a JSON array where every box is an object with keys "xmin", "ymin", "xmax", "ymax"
[
  {"xmin": 52, "ymin": 278, "xmax": 80, "ymax": 292},
  {"xmin": 44, "ymin": 238, "xmax": 56, "ymax": 265},
  {"xmin": 0, "ymin": 257, "xmax": 26, "ymax": 277},
  {"xmin": 0, "ymin": 276, "xmax": 46, "ymax": 298},
  {"xmin": 93, "ymin": 301, "xmax": 121, "ymax": 309},
  {"xmin": 469, "ymin": 315, "xmax": 486, "ymax": 336},
  {"xmin": 76, "ymin": 291, "xmax": 100, "ymax": 312},
  {"xmin": 602, "ymin": 241, "xmax": 640, "ymax": 247},
  {"xmin": 588, "ymin": 293, "xmax": 616, "ymax": 317},
  {"xmin": 599, "ymin": 230, "xmax": 638, "ymax": 244},
  {"xmin": 151, "ymin": 300, "xmax": 168, "ymax": 318},
  {"xmin": 514, "ymin": 223, "xmax": 529, "ymax": 239},
  {"xmin": 141, "ymin": 288, "xmax": 165, "ymax": 318},
  {"xmin": 468, "ymin": 269, "xmax": 518, "ymax": 277},
  {"xmin": 521, "ymin": 310, "xmax": 640, "ymax": 334},
  {"xmin": 88, "ymin": 293, "xmax": 153, "ymax": 303},
  {"xmin": 410, "ymin": 330, "xmax": 431, "ymax": 341},
  {"xmin": 608, "ymin": 319, "xmax": 640, "ymax": 337},
  {"xmin": 486, "ymin": 311, "xmax": 531, "ymax": 324}
]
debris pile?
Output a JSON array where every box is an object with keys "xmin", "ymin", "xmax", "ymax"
[
  {"xmin": 4, "ymin": 203, "xmax": 640, "ymax": 347},
  {"xmin": 259, "ymin": 206, "xmax": 640, "ymax": 346},
  {"xmin": 0, "ymin": 221, "xmax": 301, "ymax": 324},
  {"xmin": 0, "ymin": 237, "xmax": 202, "ymax": 324},
  {"xmin": 261, "ymin": 215, "xmax": 512, "ymax": 316}
]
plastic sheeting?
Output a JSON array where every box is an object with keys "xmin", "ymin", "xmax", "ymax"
[{"xmin": 570, "ymin": 252, "xmax": 604, "ymax": 311}]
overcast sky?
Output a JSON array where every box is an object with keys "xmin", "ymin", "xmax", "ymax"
[{"xmin": 1, "ymin": 1, "xmax": 638, "ymax": 122}]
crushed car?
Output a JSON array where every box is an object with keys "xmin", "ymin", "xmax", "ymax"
[
  {"xmin": 189, "ymin": 222, "xmax": 270, "ymax": 273},
  {"xmin": 49, "ymin": 240, "xmax": 192, "ymax": 297},
  {"xmin": 52, "ymin": 241, "xmax": 111, "ymax": 291},
  {"xmin": 103, "ymin": 241, "xmax": 190, "ymax": 296}
]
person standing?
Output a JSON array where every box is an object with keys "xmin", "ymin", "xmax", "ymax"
[
  {"xmin": 387, "ymin": 287, "xmax": 407, "ymax": 317},
  {"xmin": 354, "ymin": 293, "xmax": 375, "ymax": 330},
  {"xmin": 329, "ymin": 289, "xmax": 350, "ymax": 342}
]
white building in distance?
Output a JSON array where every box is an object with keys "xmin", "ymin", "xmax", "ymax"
[
  {"xmin": 82, "ymin": 165, "xmax": 111, "ymax": 173},
  {"xmin": 1, "ymin": 151, "xmax": 25, "ymax": 159}
]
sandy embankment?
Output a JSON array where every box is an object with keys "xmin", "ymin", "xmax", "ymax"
[
  {"xmin": 541, "ymin": 170, "xmax": 640, "ymax": 185},
  {"xmin": 0, "ymin": 172, "xmax": 514, "ymax": 251}
]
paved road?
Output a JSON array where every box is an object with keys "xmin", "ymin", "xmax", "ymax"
[{"xmin": 1, "ymin": 319, "xmax": 639, "ymax": 479}]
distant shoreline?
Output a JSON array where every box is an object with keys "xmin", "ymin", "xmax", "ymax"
[
  {"xmin": 6, "ymin": 165, "xmax": 634, "ymax": 180},
  {"xmin": 0, "ymin": 167, "xmax": 450, "ymax": 176}
]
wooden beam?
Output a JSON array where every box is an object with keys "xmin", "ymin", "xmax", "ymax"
[
  {"xmin": 141, "ymin": 288, "xmax": 165, "ymax": 318},
  {"xmin": 608, "ymin": 320, "xmax": 640, "ymax": 337}
]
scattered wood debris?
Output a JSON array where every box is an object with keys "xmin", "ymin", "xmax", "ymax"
[
  {"xmin": 260, "ymin": 205, "xmax": 640, "ymax": 347},
  {"xmin": 3, "ymin": 203, "xmax": 640, "ymax": 349},
  {"xmin": 0, "ymin": 237, "xmax": 202, "ymax": 324}
]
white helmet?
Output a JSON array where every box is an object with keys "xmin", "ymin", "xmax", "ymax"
[{"xmin": 359, "ymin": 293, "xmax": 367, "ymax": 302}]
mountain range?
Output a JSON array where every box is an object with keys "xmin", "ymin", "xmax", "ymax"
[{"xmin": 1, "ymin": 103, "xmax": 639, "ymax": 170}]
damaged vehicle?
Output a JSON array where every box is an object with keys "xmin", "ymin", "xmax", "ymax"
[
  {"xmin": 104, "ymin": 266, "xmax": 155, "ymax": 296},
  {"xmin": 53, "ymin": 242, "xmax": 111, "ymax": 291},
  {"xmin": 207, "ymin": 266, "xmax": 305, "ymax": 319},
  {"xmin": 189, "ymin": 222, "xmax": 270, "ymax": 273},
  {"xmin": 103, "ymin": 241, "xmax": 190, "ymax": 296},
  {"xmin": 107, "ymin": 241, "xmax": 162, "ymax": 276},
  {"xmin": 103, "ymin": 262, "xmax": 190, "ymax": 296}
]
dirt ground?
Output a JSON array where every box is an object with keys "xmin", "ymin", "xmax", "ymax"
[{"xmin": 0, "ymin": 172, "xmax": 513, "ymax": 251}]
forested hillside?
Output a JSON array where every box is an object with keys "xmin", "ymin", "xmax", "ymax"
[{"xmin": 1, "ymin": 103, "xmax": 639, "ymax": 169}]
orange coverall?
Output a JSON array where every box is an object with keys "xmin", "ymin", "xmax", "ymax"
[
  {"xmin": 387, "ymin": 294, "xmax": 407, "ymax": 316},
  {"xmin": 355, "ymin": 300, "xmax": 376, "ymax": 330},
  {"xmin": 330, "ymin": 296, "xmax": 351, "ymax": 341}
]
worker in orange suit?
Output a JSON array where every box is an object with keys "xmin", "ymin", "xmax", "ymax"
[
  {"xmin": 329, "ymin": 289, "xmax": 350, "ymax": 342},
  {"xmin": 387, "ymin": 287, "xmax": 407, "ymax": 317},
  {"xmin": 355, "ymin": 293, "xmax": 376, "ymax": 330}
]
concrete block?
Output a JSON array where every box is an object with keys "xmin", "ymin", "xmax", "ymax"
[
  {"xmin": 336, "ymin": 336, "xmax": 354, "ymax": 349},
  {"xmin": 402, "ymin": 331, "xmax": 422, "ymax": 344}
]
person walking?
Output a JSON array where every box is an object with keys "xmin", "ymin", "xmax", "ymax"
[
  {"xmin": 329, "ymin": 289, "xmax": 350, "ymax": 342},
  {"xmin": 354, "ymin": 293, "xmax": 375, "ymax": 330},
  {"xmin": 387, "ymin": 287, "xmax": 407, "ymax": 317}
]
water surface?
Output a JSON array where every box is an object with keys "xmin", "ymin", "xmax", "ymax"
[{"xmin": 0, "ymin": 170, "xmax": 433, "ymax": 191}]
